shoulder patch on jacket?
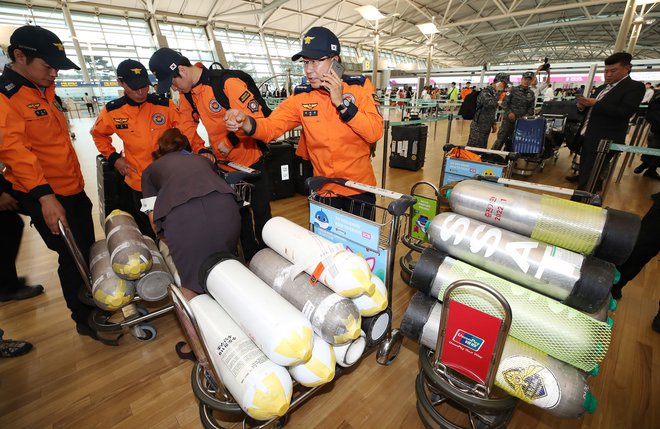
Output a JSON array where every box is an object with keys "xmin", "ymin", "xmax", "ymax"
[
  {"xmin": 342, "ymin": 75, "xmax": 366, "ymax": 86},
  {"xmin": 106, "ymin": 97, "xmax": 128, "ymax": 112},
  {"xmin": 0, "ymin": 77, "xmax": 21, "ymax": 99},
  {"xmin": 146, "ymin": 93, "xmax": 170, "ymax": 107},
  {"xmin": 294, "ymin": 84, "xmax": 313, "ymax": 95}
]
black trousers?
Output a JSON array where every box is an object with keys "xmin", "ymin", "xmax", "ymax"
[
  {"xmin": 239, "ymin": 156, "xmax": 272, "ymax": 261},
  {"xmin": 0, "ymin": 210, "xmax": 24, "ymax": 293},
  {"xmin": 126, "ymin": 187, "xmax": 157, "ymax": 241},
  {"xmin": 15, "ymin": 191, "xmax": 96, "ymax": 326},
  {"xmin": 326, "ymin": 192, "xmax": 376, "ymax": 221},
  {"xmin": 615, "ymin": 195, "xmax": 660, "ymax": 291}
]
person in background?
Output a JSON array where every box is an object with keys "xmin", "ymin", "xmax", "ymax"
[
  {"xmin": 633, "ymin": 83, "xmax": 660, "ymax": 179},
  {"xmin": 460, "ymin": 81, "xmax": 472, "ymax": 101},
  {"xmin": 466, "ymin": 73, "xmax": 509, "ymax": 149},
  {"xmin": 91, "ymin": 59, "xmax": 192, "ymax": 239},
  {"xmin": 492, "ymin": 71, "xmax": 536, "ymax": 151},
  {"xmin": 83, "ymin": 92, "xmax": 95, "ymax": 116},
  {"xmin": 141, "ymin": 128, "xmax": 241, "ymax": 360},
  {"xmin": 447, "ymin": 82, "xmax": 459, "ymax": 108},
  {"xmin": 0, "ymin": 25, "xmax": 100, "ymax": 342},
  {"xmin": 543, "ymin": 84, "xmax": 555, "ymax": 102},
  {"xmin": 224, "ymin": 26, "xmax": 383, "ymax": 220}
]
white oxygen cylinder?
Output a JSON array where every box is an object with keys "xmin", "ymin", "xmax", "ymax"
[
  {"xmin": 351, "ymin": 274, "xmax": 388, "ymax": 317},
  {"xmin": 203, "ymin": 257, "xmax": 314, "ymax": 366},
  {"xmin": 288, "ymin": 334, "xmax": 336, "ymax": 387},
  {"xmin": 262, "ymin": 217, "xmax": 375, "ymax": 298},
  {"xmin": 189, "ymin": 294, "xmax": 292, "ymax": 420},
  {"xmin": 333, "ymin": 330, "xmax": 367, "ymax": 367},
  {"xmin": 158, "ymin": 241, "xmax": 181, "ymax": 287}
]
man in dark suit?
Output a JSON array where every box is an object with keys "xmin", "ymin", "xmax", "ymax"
[{"xmin": 569, "ymin": 52, "xmax": 644, "ymax": 199}]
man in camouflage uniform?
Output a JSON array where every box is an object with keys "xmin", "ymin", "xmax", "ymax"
[
  {"xmin": 466, "ymin": 73, "xmax": 509, "ymax": 148},
  {"xmin": 492, "ymin": 71, "xmax": 536, "ymax": 151}
]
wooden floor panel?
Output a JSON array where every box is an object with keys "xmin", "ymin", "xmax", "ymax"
[{"xmin": 1, "ymin": 114, "xmax": 658, "ymax": 428}]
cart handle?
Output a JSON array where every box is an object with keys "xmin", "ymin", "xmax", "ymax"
[
  {"xmin": 58, "ymin": 220, "xmax": 92, "ymax": 291},
  {"xmin": 306, "ymin": 177, "xmax": 417, "ymax": 216},
  {"xmin": 216, "ymin": 160, "xmax": 260, "ymax": 185},
  {"xmin": 473, "ymin": 174, "xmax": 601, "ymax": 204},
  {"xmin": 443, "ymin": 144, "xmax": 519, "ymax": 161}
]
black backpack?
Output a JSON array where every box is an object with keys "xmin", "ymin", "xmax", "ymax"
[
  {"xmin": 458, "ymin": 90, "xmax": 480, "ymax": 120},
  {"xmin": 182, "ymin": 62, "xmax": 272, "ymax": 148}
]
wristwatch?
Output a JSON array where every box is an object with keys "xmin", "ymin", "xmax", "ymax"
[{"xmin": 336, "ymin": 99, "xmax": 351, "ymax": 112}]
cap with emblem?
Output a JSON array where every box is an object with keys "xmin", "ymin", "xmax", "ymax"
[
  {"xmin": 9, "ymin": 25, "xmax": 80, "ymax": 70},
  {"xmin": 149, "ymin": 48, "xmax": 184, "ymax": 94},
  {"xmin": 116, "ymin": 59, "xmax": 151, "ymax": 90},
  {"xmin": 292, "ymin": 27, "xmax": 341, "ymax": 61},
  {"xmin": 493, "ymin": 72, "xmax": 510, "ymax": 85},
  {"xmin": 522, "ymin": 71, "xmax": 535, "ymax": 79}
]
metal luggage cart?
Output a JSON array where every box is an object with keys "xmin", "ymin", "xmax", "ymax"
[
  {"xmin": 416, "ymin": 280, "xmax": 518, "ymax": 429},
  {"xmin": 306, "ymin": 177, "xmax": 417, "ymax": 365},
  {"xmin": 439, "ymin": 144, "xmax": 518, "ymax": 189},
  {"xmin": 59, "ymin": 220, "xmax": 173, "ymax": 345}
]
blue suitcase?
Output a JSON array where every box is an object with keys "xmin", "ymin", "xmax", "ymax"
[{"xmin": 512, "ymin": 117, "xmax": 546, "ymax": 155}]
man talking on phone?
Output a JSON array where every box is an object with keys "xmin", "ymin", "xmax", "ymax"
[{"xmin": 224, "ymin": 26, "xmax": 383, "ymax": 220}]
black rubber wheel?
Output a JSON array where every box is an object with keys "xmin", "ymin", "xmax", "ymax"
[
  {"xmin": 191, "ymin": 361, "xmax": 242, "ymax": 413},
  {"xmin": 418, "ymin": 346, "xmax": 518, "ymax": 414},
  {"xmin": 88, "ymin": 308, "xmax": 123, "ymax": 332},
  {"xmin": 132, "ymin": 323, "xmax": 156, "ymax": 341}
]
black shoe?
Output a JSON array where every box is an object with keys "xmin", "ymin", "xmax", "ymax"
[
  {"xmin": 565, "ymin": 175, "xmax": 580, "ymax": 183},
  {"xmin": 634, "ymin": 163, "xmax": 648, "ymax": 174},
  {"xmin": 75, "ymin": 323, "xmax": 119, "ymax": 346},
  {"xmin": 0, "ymin": 284, "xmax": 44, "ymax": 302},
  {"xmin": 643, "ymin": 169, "xmax": 660, "ymax": 180},
  {"xmin": 0, "ymin": 339, "xmax": 33, "ymax": 358},
  {"xmin": 175, "ymin": 341, "xmax": 196, "ymax": 362}
]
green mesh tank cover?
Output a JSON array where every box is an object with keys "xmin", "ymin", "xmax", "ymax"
[
  {"xmin": 531, "ymin": 195, "xmax": 606, "ymax": 254},
  {"xmin": 443, "ymin": 259, "xmax": 611, "ymax": 372}
]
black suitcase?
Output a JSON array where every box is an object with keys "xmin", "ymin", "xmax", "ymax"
[
  {"xmin": 389, "ymin": 124, "xmax": 427, "ymax": 171},
  {"xmin": 540, "ymin": 100, "xmax": 584, "ymax": 122},
  {"xmin": 96, "ymin": 154, "xmax": 132, "ymax": 224},
  {"xmin": 512, "ymin": 117, "xmax": 546, "ymax": 155},
  {"xmin": 265, "ymin": 141, "xmax": 295, "ymax": 200},
  {"xmin": 289, "ymin": 135, "xmax": 314, "ymax": 196}
]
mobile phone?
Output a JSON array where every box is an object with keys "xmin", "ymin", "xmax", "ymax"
[{"xmin": 330, "ymin": 60, "xmax": 345, "ymax": 78}]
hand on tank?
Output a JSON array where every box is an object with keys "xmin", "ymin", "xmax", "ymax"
[
  {"xmin": 114, "ymin": 157, "xmax": 137, "ymax": 177},
  {"xmin": 0, "ymin": 192, "xmax": 19, "ymax": 211},
  {"xmin": 39, "ymin": 194, "xmax": 67, "ymax": 235},
  {"xmin": 225, "ymin": 109, "xmax": 253, "ymax": 134},
  {"xmin": 321, "ymin": 68, "xmax": 344, "ymax": 107}
]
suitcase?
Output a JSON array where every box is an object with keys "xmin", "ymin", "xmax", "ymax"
[
  {"xmin": 286, "ymin": 136, "xmax": 314, "ymax": 195},
  {"xmin": 389, "ymin": 124, "xmax": 428, "ymax": 171},
  {"xmin": 540, "ymin": 100, "xmax": 584, "ymax": 122},
  {"xmin": 96, "ymin": 155, "xmax": 132, "ymax": 225},
  {"xmin": 512, "ymin": 117, "xmax": 546, "ymax": 155},
  {"xmin": 265, "ymin": 141, "xmax": 295, "ymax": 200}
]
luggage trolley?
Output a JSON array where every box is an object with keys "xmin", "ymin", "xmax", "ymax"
[
  {"xmin": 416, "ymin": 280, "xmax": 518, "ymax": 429},
  {"xmin": 306, "ymin": 177, "xmax": 417, "ymax": 365},
  {"xmin": 439, "ymin": 144, "xmax": 518, "ymax": 189}
]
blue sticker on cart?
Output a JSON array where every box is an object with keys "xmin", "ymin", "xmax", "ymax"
[
  {"xmin": 309, "ymin": 202, "xmax": 381, "ymax": 250},
  {"xmin": 314, "ymin": 226, "xmax": 388, "ymax": 282},
  {"xmin": 443, "ymin": 158, "xmax": 505, "ymax": 186}
]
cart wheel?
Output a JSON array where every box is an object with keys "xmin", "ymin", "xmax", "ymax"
[
  {"xmin": 198, "ymin": 402, "xmax": 224, "ymax": 429},
  {"xmin": 88, "ymin": 308, "xmax": 123, "ymax": 332},
  {"xmin": 376, "ymin": 329, "xmax": 403, "ymax": 366},
  {"xmin": 132, "ymin": 323, "xmax": 156, "ymax": 341},
  {"xmin": 191, "ymin": 362, "xmax": 242, "ymax": 413},
  {"xmin": 136, "ymin": 306, "xmax": 149, "ymax": 317}
]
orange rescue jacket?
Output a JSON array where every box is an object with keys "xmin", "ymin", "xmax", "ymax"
[
  {"xmin": 91, "ymin": 94, "xmax": 193, "ymax": 191},
  {"xmin": 0, "ymin": 66, "xmax": 84, "ymax": 198},
  {"xmin": 177, "ymin": 65, "xmax": 266, "ymax": 167},
  {"xmin": 250, "ymin": 76, "xmax": 383, "ymax": 195}
]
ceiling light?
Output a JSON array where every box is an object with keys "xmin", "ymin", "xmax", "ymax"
[
  {"xmin": 356, "ymin": 5, "xmax": 385, "ymax": 21},
  {"xmin": 417, "ymin": 22, "xmax": 440, "ymax": 35}
]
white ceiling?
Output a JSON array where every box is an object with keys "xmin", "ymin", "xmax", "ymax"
[{"xmin": 14, "ymin": 0, "xmax": 660, "ymax": 66}]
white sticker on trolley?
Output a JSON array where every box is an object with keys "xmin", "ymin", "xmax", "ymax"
[
  {"xmin": 281, "ymin": 164, "xmax": 290, "ymax": 181},
  {"xmin": 343, "ymin": 181, "xmax": 405, "ymax": 200}
]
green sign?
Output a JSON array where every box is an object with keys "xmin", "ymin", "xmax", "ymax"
[{"xmin": 411, "ymin": 195, "xmax": 437, "ymax": 242}]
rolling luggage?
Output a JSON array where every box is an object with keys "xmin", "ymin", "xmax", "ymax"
[
  {"xmin": 389, "ymin": 124, "xmax": 428, "ymax": 171},
  {"xmin": 512, "ymin": 117, "xmax": 546, "ymax": 155},
  {"xmin": 265, "ymin": 141, "xmax": 295, "ymax": 200}
]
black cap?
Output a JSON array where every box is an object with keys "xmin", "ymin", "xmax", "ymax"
[
  {"xmin": 10, "ymin": 25, "xmax": 80, "ymax": 70},
  {"xmin": 116, "ymin": 59, "xmax": 150, "ymax": 90},
  {"xmin": 149, "ymin": 48, "xmax": 184, "ymax": 94},
  {"xmin": 522, "ymin": 71, "xmax": 535, "ymax": 79},
  {"xmin": 292, "ymin": 27, "xmax": 341, "ymax": 61}
]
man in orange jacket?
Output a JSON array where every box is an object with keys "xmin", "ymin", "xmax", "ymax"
[
  {"xmin": 149, "ymin": 49, "xmax": 271, "ymax": 261},
  {"xmin": 0, "ymin": 26, "xmax": 101, "ymax": 341},
  {"xmin": 91, "ymin": 59, "xmax": 199, "ymax": 238},
  {"xmin": 225, "ymin": 26, "xmax": 383, "ymax": 219}
]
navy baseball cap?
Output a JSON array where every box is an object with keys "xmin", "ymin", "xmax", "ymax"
[
  {"xmin": 149, "ymin": 48, "xmax": 184, "ymax": 94},
  {"xmin": 494, "ymin": 73, "xmax": 511, "ymax": 84},
  {"xmin": 522, "ymin": 71, "xmax": 535, "ymax": 79},
  {"xmin": 116, "ymin": 59, "xmax": 150, "ymax": 90},
  {"xmin": 9, "ymin": 25, "xmax": 80, "ymax": 70},
  {"xmin": 292, "ymin": 27, "xmax": 341, "ymax": 61}
]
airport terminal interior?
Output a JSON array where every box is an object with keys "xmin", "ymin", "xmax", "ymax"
[{"xmin": 0, "ymin": 1, "xmax": 659, "ymax": 428}]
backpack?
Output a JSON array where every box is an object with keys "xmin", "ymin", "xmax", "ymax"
[
  {"xmin": 458, "ymin": 89, "xmax": 480, "ymax": 120},
  {"xmin": 182, "ymin": 62, "xmax": 272, "ymax": 150}
]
